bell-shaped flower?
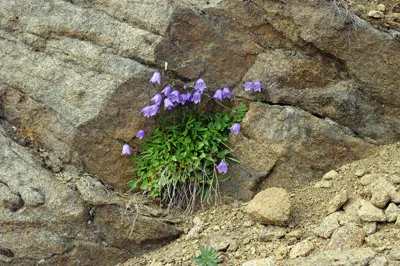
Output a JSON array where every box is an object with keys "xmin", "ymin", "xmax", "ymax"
[
  {"xmin": 192, "ymin": 91, "xmax": 202, "ymax": 104},
  {"xmin": 217, "ymin": 160, "xmax": 228, "ymax": 174},
  {"xmin": 252, "ymin": 81, "xmax": 262, "ymax": 92},
  {"xmin": 243, "ymin": 82, "xmax": 253, "ymax": 91},
  {"xmin": 136, "ymin": 129, "xmax": 145, "ymax": 139},
  {"xmin": 164, "ymin": 98, "xmax": 174, "ymax": 110},
  {"xmin": 222, "ymin": 87, "xmax": 232, "ymax": 99},
  {"xmin": 194, "ymin": 78, "xmax": 207, "ymax": 93},
  {"xmin": 169, "ymin": 90, "xmax": 180, "ymax": 103},
  {"xmin": 122, "ymin": 144, "xmax": 131, "ymax": 155},
  {"xmin": 179, "ymin": 93, "xmax": 189, "ymax": 105},
  {"xmin": 140, "ymin": 105, "xmax": 158, "ymax": 117},
  {"xmin": 151, "ymin": 94, "xmax": 163, "ymax": 106},
  {"xmin": 149, "ymin": 72, "xmax": 161, "ymax": 85},
  {"xmin": 213, "ymin": 89, "xmax": 223, "ymax": 101},
  {"xmin": 230, "ymin": 123, "xmax": 240, "ymax": 135},
  {"xmin": 162, "ymin": 85, "xmax": 172, "ymax": 96}
]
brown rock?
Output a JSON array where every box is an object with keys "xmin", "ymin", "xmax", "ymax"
[{"xmin": 326, "ymin": 224, "xmax": 366, "ymax": 250}]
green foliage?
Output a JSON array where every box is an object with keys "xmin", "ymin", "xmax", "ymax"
[
  {"xmin": 191, "ymin": 244, "xmax": 222, "ymax": 266},
  {"xmin": 127, "ymin": 103, "xmax": 247, "ymax": 212}
]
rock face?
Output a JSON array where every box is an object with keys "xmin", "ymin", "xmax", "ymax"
[
  {"xmin": 0, "ymin": 128, "xmax": 182, "ymax": 265},
  {"xmin": 0, "ymin": 0, "xmax": 398, "ymax": 193}
]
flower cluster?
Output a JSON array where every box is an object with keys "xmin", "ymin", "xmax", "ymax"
[{"xmin": 123, "ymin": 71, "xmax": 262, "ymax": 175}]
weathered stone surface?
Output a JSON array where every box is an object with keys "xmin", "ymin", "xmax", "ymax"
[
  {"xmin": 326, "ymin": 190, "xmax": 348, "ymax": 215},
  {"xmin": 260, "ymin": 226, "xmax": 287, "ymax": 242},
  {"xmin": 289, "ymin": 240, "xmax": 314, "ymax": 258},
  {"xmin": 358, "ymin": 200, "xmax": 387, "ymax": 222},
  {"xmin": 245, "ymin": 188, "xmax": 291, "ymax": 226},
  {"xmin": 228, "ymin": 103, "xmax": 374, "ymax": 192},
  {"xmin": 326, "ymin": 224, "xmax": 365, "ymax": 250},
  {"xmin": 281, "ymin": 248, "xmax": 376, "ymax": 266},
  {"xmin": 76, "ymin": 174, "xmax": 120, "ymax": 205},
  {"xmin": 313, "ymin": 212, "xmax": 341, "ymax": 239},
  {"xmin": 207, "ymin": 231, "xmax": 234, "ymax": 251},
  {"xmin": 242, "ymin": 257, "xmax": 276, "ymax": 266},
  {"xmin": 389, "ymin": 245, "xmax": 400, "ymax": 260},
  {"xmin": 385, "ymin": 203, "xmax": 400, "ymax": 222}
]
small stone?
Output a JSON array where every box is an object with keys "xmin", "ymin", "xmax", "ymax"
[
  {"xmin": 326, "ymin": 224, "xmax": 365, "ymax": 250},
  {"xmin": 326, "ymin": 190, "xmax": 348, "ymax": 215},
  {"xmin": 358, "ymin": 200, "xmax": 387, "ymax": 222},
  {"xmin": 314, "ymin": 180, "xmax": 332, "ymax": 188},
  {"xmin": 322, "ymin": 170, "xmax": 338, "ymax": 180},
  {"xmin": 363, "ymin": 222, "xmax": 377, "ymax": 236},
  {"xmin": 359, "ymin": 174, "xmax": 376, "ymax": 185},
  {"xmin": 385, "ymin": 203, "xmax": 400, "ymax": 222},
  {"xmin": 285, "ymin": 229, "xmax": 302, "ymax": 239},
  {"xmin": 260, "ymin": 226, "xmax": 287, "ymax": 242},
  {"xmin": 377, "ymin": 4, "xmax": 386, "ymax": 12},
  {"xmin": 367, "ymin": 10, "xmax": 384, "ymax": 19},
  {"xmin": 370, "ymin": 256, "xmax": 388, "ymax": 266},
  {"xmin": 354, "ymin": 168, "xmax": 366, "ymax": 177},
  {"xmin": 274, "ymin": 245, "xmax": 288, "ymax": 260},
  {"xmin": 245, "ymin": 187, "xmax": 291, "ymax": 226},
  {"xmin": 207, "ymin": 231, "xmax": 233, "ymax": 251},
  {"xmin": 242, "ymin": 257, "xmax": 276, "ymax": 266},
  {"xmin": 389, "ymin": 245, "xmax": 400, "ymax": 260},
  {"xmin": 389, "ymin": 173, "xmax": 400, "ymax": 184},
  {"xmin": 371, "ymin": 189, "xmax": 390, "ymax": 208},
  {"xmin": 289, "ymin": 240, "xmax": 314, "ymax": 258},
  {"xmin": 313, "ymin": 212, "xmax": 341, "ymax": 238}
]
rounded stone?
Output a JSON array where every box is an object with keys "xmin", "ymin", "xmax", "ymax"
[{"xmin": 245, "ymin": 187, "xmax": 291, "ymax": 226}]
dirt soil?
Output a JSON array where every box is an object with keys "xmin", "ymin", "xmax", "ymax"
[{"xmin": 118, "ymin": 141, "xmax": 400, "ymax": 266}]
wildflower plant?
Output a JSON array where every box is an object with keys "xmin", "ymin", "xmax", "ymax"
[
  {"xmin": 191, "ymin": 244, "xmax": 222, "ymax": 266},
  {"xmin": 125, "ymin": 70, "xmax": 260, "ymax": 212}
]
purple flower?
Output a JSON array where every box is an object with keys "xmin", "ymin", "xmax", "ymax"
[
  {"xmin": 149, "ymin": 72, "xmax": 161, "ymax": 85},
  {"xmin": 151, "ymin": 94, "xmax": 163, "ymax": 106},
  {"xmin": 194, "ymin": 78, "xmax": 207, "ymax": 93},
  {"xmin": 169, "ymin": 90, "xmax": 180, "ymax": 103},
  {"xmin": 184, "ymin": 84, "xmax": 188, "ymax": 90},
  {"xmin": 252, "ymin": 81, "xmax": 262, "ymax": 92},
  {"xmin": 217, "ymin": 160, "xmax": 228, "ymax": 174},
  {"xmin": 179, "ymin": 93, "xmax": 190, "ymax": 105},
  {"xmin": 164, "ymin": 98, "xmax": 174, "ymax": 110},
  {"xmin": 213, "ymin": 89, "xmax": 223, "ymax": 101},
  {"xmin": 243, "ymin": 82, "xmax": 253, "ymax": 91},
  {"xmin": 122, "ymin": 144, "xmax": 131, "ymax": 155},
  {"xmin": 222, "ymin": 87, "xmax": 231, "ymax": 99},
  {"xmin": 192, "ymin": 91, "xmax": 202, "ymax": 104},
  {"xmin": 162, "ymin": 85, "xmax": 172, "ymax": 96},
  {"xmin": 140, "ymin": 104, "xmax": 159, "ymax": 117},
  {"xmin": 230, "ymin": 123, "xmax": 240, "ymax": 135},
  {"xmin": 136, "ymin": 129, "xmax": 145, "ymax": 139}
]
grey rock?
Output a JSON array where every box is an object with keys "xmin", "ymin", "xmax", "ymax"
[
  {"xmin": 245, "ymin": 187, "xmax": 291, "ymax": 226},
  {"xmin": 281, "ymin": 248, "xmax": 376, "ymax": 266},
  {"xmin": 314, "ymin": 180, "xmax": 333, "ymax": 188},
  {"xmin": 370, "ymin": 256, "xmax": 389, "ymax": 266},
  {"xmin": 371, "ymin": 189, "xmax": 390, "ymax": 208},
  {"xmin": 358, "ymin": 200, "xmax": 387, "ymax": 222},
  {"xmin": 242, "ymin": 257, "xmax": 276, "ymax": 266},
  {"xmin": 207, "ymin": 231, "xmax": 234, "ymax": 251},
  {"xmin": 76, "ymin": 174, "xmax": 120, "ymax": 205},
  {"xmin": 260, "ymin": 226, "xmax": 287, "ymax": 242},
  {"xmin": 326, "ymin": 190, "xmax": 348, "ymax": 215},
  {"xmin": 389, "ymin": 245, "xmax": 400, "ymax": 260},
  {"xmin": 385, "ymin": 203, "xmax": 400, "ymax": 222},
  {"xmin": 322, "ymin": 170, "xmax": 339, "ymax": 180},
  {"xmin": 313, "ymin": 212, "xmax": 341, "ymax": 238},
  {"xmin": 289, "ymin": 240, "xmax": 314, "ymax": 258},
  {"xmin": 326, "ymin": 224, "xmax": 365, "ymax": 250}
]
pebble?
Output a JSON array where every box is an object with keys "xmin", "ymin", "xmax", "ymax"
[
  {"xmin": 371, "ymin": 189, "xmax": 390, "ymax": 209},
  {"xmin": 322, "ymin": 170, "xmax": 339, "ymax": 180},
  {"xmin": 367, "ymin": 10, "xmax": 384, "ymax": 19},
  {"xmin": 289, "ymin": 240, "xmax": 314, "ymax": 258},
  {"xmin": 326, "ymin": 224, "xmax": 365, "ymax": 250},
  {"xmin": 260, "ymin": 226, "xmax": 287, "ymax": 242},
  {"xmin": 385, "ymin": 203, "xmax": 400, "ymax": 222},
  {"xmin": 326, "ymin": 190, "xmax": 348, "ymax": 215},
  {"xmin": 354, "ymin": 168, "xmax": 367, "ymax": 177},
  {"xmin": 314, "ymin": 180, "xmax": 332, "ymax": 188}
]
